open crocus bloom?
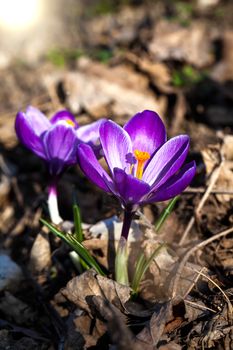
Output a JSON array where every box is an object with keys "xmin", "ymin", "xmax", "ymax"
[
  {"xmin": 15, "ymin": 106, "xmax": 104, "ymax": 176},
  {"xmin": 78, "ymin": 110, "xmax": 196, "ymax": 210}
]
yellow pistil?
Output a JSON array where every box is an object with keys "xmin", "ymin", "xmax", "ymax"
[
  {"xmin": 134, "ymin": 149, "xmax": 150, "ymax": 179},
  {"xmin": 66, "ymin": 119, "xmax": 75, "ymax": 127}
]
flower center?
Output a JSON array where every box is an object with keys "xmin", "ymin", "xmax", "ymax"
[
  {"xmin": 134, "ymin": 149, "xmax": 150, "ymax": 179},
  {"xmin": 66, "ymin": 119, "xmax": 75, "ymax": 127}
]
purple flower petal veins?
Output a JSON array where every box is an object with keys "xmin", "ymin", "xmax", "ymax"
[
  {"xmin": 15, "ymin": 110, "xmax": 47, "ymax": 159},
  {"xmin": 124, "ymin": 110, "xmax": 166, "ymax": 156},
  {"xmin": 77, "ymin": 110, "xmax": 196, "ymax": 208},
  {"xmin": 78, "ymin": 143, "xmax": 113, "ymax": 192},
  {"xmin": 77, "ymin": 119, "xmax": 106, "ymax": 158},
  {"xmin": 100, "ymin": 120, "xmax": 132, "ymax": 174},
  {"xmin": 15, "ymin": 106, "xmax": 105, "ymax": 176},
  {"xmin": 21, "ymin": 106, "xmax": 51, "ymax": 135},
  {"xmin": 42, "ymin": 121, "xmax": 79, "ymax": 175},
  {"xmin": 76, "ymin": 119, "xmax": 105, "ymax": 144},
  {"xmin": 142, "ymin": 135, "xmax": 190, "ymax": 187},
  {"xmin": 146, "ymin": 161, "xmax": 196, "ymax": 203}
]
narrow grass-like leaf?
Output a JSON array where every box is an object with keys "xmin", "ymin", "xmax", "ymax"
[
  {"xmin": 40, "ymin": 218, "xmax": 105, "ymax": 276},
  {"xmin": 131, "ymin": 243, "xmax": 166, "ymax": 295},
  {"xmin": 155, "ymin": 196, "xmax": 180, "ymax": 233},
  {"xmin": 69, "ymin": 251, "xmax": 88, "ymax": 273},
  {"xmin": 72, "ymin": 199, "xmax": 88, "ymax": 271},
  {"xmin": 131, "ymin": 253, "xmax": 146, "ymax": 293},
  {"xmin": 73, "ymin": 203, "xmax": 83, "ymax": 242}
]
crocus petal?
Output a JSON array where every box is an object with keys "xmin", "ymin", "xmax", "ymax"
[
  {"xmin": 113, "ymin": 168, "xmax": 150, "ymax": 206},
  {"xmin": 77, "ymin": 143, "xmax": 113, "ymax": 192},
  {"xmin": 124, "ymin": 110, "xmax": 166, "ymax": 155},
  {"xmin": 15, "ymin": 111, "xmax": 46, "ymax": 159},
  {"xmin": 143, "ymin": 135, "xmax": 190, "ymax": 189},
  {"xmin": 50, "ymin": 110, "xmax": 78, "ymax": 129},
  {"xmin": 24, "ymin": 106, "xmax": 51, "ymax": 135},
  {"xmin": 77, "ymin": 119, "xmax": 105, "ymax": 158},
  {"xmin": 100, "ymin": 120, "xmax": 132, "ymax": 173},
  {"xmin": 145, "ymin": 161, "xmax": 196, "ymax": 203},
  {"xmin": 77, "ymin": 119, "xmax": 105, "ymax": 143},
  {"xmin": 42, "ymin": 121, "xmax": 78, "ymax": 175}
]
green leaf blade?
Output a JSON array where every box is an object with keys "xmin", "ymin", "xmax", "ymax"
[
  {"xmin": 131, "ymin": 243, "xmax": 166, "ymax": 295},
  {"xmin": 155, "ymin": 196, "xmax": 180, "ymax": 233},
  {"xmin": 73, "ymin": 203, "xmax": 84, "ymax": 242},
  {"xmin": 40, "ymin": 218, "xmax": 105, "ymax": 276}
]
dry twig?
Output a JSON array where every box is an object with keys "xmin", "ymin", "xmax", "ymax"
[
  {"xmin": 184, "ymin": 299, "xmax": 217, "ymax": 314},
  {"xmin": 183, "ymin": 267, "xmax": 205, "ymax": 299},
  {"xmin": 184, "ymin": 188, "xmax": 233, "ymax": 195},
  {"xmin": 172, "ymin": 226, "xmax": 233, "ymax": 299},
  {"xmin": 192, "ymin": 268, "xmax": 233, "ymax": 315},
  {"xmin": 179, "ymin": 158, "xmax": 224, "ymax": 245}
]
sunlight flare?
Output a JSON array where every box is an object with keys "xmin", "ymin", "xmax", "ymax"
[{"xmin": 0, "ymin": 0, "xmax": 42, "ymax": 31}]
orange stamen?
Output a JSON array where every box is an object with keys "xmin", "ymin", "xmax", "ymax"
[
  {"xmin": 134, "ymin": 149, "xmax": 150, "ymax": 179},
  {"xmin": 66, "ymin": 119, "xmax": 75, "ymax": 127}
]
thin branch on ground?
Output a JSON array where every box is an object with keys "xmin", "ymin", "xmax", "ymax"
[
  {"xmin": 172, "ymin": 226, "xmax": 233, "ymax": 299},
  {"xmin": 184, "ymin": 299, "xmax": 217, "ymax": 314},
  {"xmin": 184, "ymin": 188, "xmax": 233, "ymax": 195},
  {"xmin": 192, "ymin": 267, "xmax": 233, "ymax": 316},
  {"xmin": 179, "ymin": 157, "xmax": 224, "ymax": 245},
  {"xmin": 183, "ymin": 267, "xmax": 205, "ymax": 299}
]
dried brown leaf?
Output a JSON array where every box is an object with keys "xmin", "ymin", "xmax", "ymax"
[
  {"xmin": 72, "ymin": 314, "xmax": 106, "ymax": 349},
  {"xmin": 201, "ymin": 140, "xmax": 233, "ymax": 202},
  {"xmin": 158, "ymin": 342, "xmax": 182, "ymax": 350},
  {"xmin": 45, "ymin": 66, "xmax": 166, "ymax": 122},
  {"xmin": 222, "ymin": 135, "xmax": 233, "ymax": 161},
  {"xmin": 139, "ymin": 233, "xmax": 207, "ymax": 304},
  {"xmin": 61, "ymin": 269, "xmax": 131, "ymax": 315},
  {"xmin": 136, "ymin": 302, "xmax": 172, "ymax": 349},
  {"xmin": 189, "ymin": 303, "xmax": 232, "ymax": 349},
  {"xmin": 216, "ymin": 162, "xmax": 233, "ymax": 202},
  {"xmin": 30, "ymin": 232, "xmax": 51, "ymax": 273},
  {"xmin": 0, "ymin": 174, "xmax": 10, "ymax": 209},
  {"xmin": 201, "ymin": 144, "xmax": 221, "ymax": 176},
  {"xmin": 62, "ymin": 273, "xmax": 143, "ymax": 349},
  {"xmin": 124, "ymin": 53, "xmax": 172, "ymax": 93},
  {"xmin": 149, "ymin": 20, "xmax": 214, "ymax": 68},
  {"xmin": 211, "ymin": 30, "xmax": 233, "ymax": 82},
  {"xmin": 83, "ymin": 6, "xmax": 149, "ymax": 48},
  {"xmin": 91, "ymin": 295, "xmax": 141, "ymax": 350}
]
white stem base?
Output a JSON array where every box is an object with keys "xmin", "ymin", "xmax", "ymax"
[{"xmin": 47, "ymin": 184, "xmax": 62, "ymax": 225}]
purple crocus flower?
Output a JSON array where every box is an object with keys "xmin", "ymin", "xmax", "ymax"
[
  {"xmin": 15, "ymin": 106, "xmax": 104, "ymax": 176},
  {"xmin": 15, "ymin": 106, "xmax": 104, "ymax": 224},
  {"xmin": 77, "ymin": 110, "xmax": 196, "ymax": 239}
]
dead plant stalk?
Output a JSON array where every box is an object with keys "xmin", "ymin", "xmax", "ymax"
[
  {"xmin": 172, "ymin": 226, "xmax": 233, "ymax": 309},
  {"xmin": 179, "ymin": 158, "xmax": 224, "ymax": 245}
]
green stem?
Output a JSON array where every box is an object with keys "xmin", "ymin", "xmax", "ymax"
[
  {"xmin": 115, "ymin": 236, "xmax": 129, "ymax": 286},
  {"xmin": 115, "ymin": 207, "xmax": 134, "ymax": 285}
]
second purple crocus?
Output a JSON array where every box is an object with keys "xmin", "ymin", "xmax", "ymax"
[
  {"xmin": 15, "ymin": 106, "xmax": 104, "ymax": 224},
  {"xmin": 77, "ymin": 110, "xmax": 196, "ymax": 240}
]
